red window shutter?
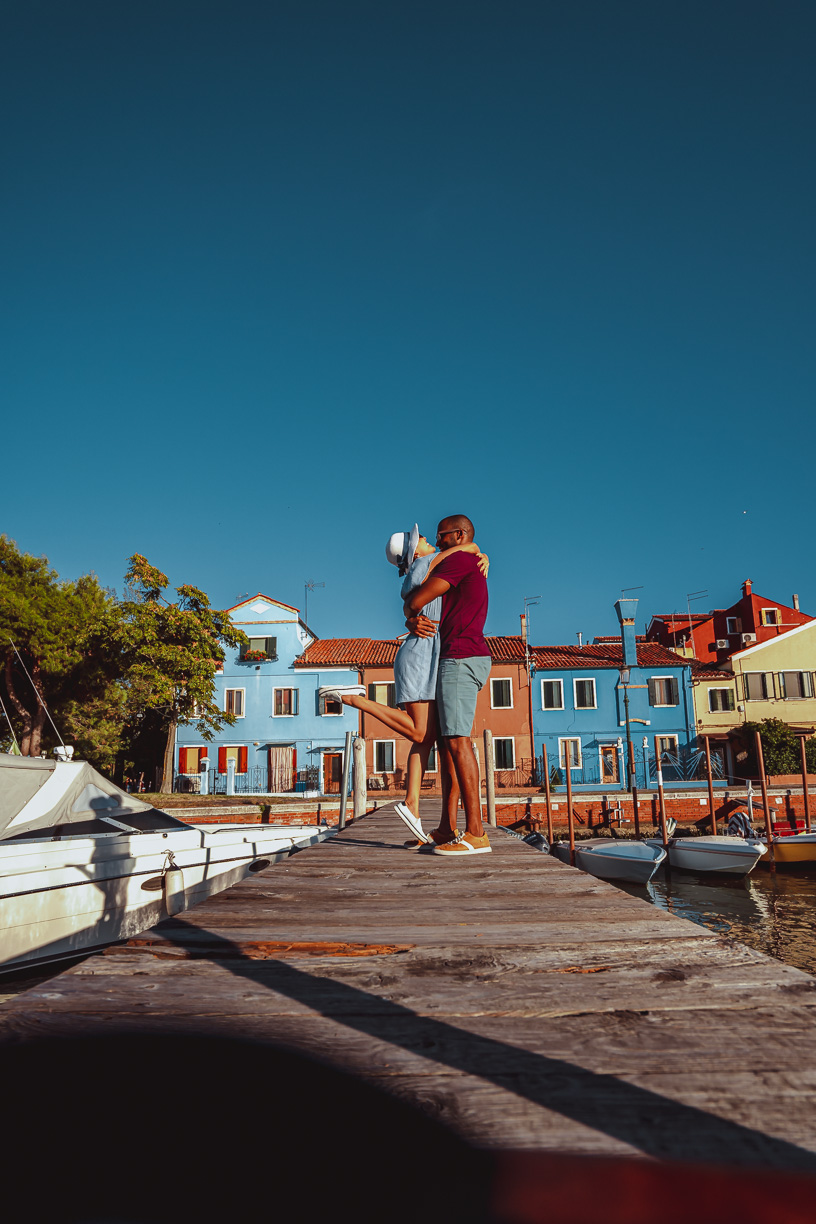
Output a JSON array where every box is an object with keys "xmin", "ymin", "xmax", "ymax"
[
  {"xmin": 218, "ymin": 747, "xmax": 227, "ymax": 773},
  {"xmin": 238, "ymin": 746, "xmax": 248, "ymax": 774},
  {"xmin": 292, "ymin": 747, "xmax": 297, "ymax": 773},
  {"xmin": 179, "ymin": 748, "xmax": 188, "ymax": 772}
]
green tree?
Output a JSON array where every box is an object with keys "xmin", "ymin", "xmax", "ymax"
[
  {"xmin": 740, "ymin": 718, "xmax": 816, "ymax": 776},
  {"xmin": 0, "ymin": 536, "xmax": 117, "ymax": 759},
  {"xmin": 113, "ymin": 555, "xmax": 247, "ymax": 791}
]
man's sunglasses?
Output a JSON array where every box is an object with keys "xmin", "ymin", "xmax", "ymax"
[{"xmin": 436, "ymin": 528, "xmax": 462, "ymax": 539}]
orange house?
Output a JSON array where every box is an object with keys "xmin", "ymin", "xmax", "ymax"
[{"xmin": 294, "ymin": 637, "xmax": 535, "ymax": 794}]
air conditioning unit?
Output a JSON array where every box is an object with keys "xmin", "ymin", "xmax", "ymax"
[
  {"xmin": 715, "ymin": 639, "xmax": 728, "ymax": 649},
  {"xmin": 742, "ymin": 633, "xmax": 757, "ymax": 644}
]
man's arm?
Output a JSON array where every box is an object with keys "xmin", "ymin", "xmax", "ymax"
[{"xmin": 404, "ymin": 574, "xmax": 450, "ymax": 615}]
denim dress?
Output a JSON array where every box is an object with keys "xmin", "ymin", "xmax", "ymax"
[{"xmin": 394, "ymin": 554, "xmax": 442, "ymax": 705}]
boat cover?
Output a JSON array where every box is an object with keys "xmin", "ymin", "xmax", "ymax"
[{"xmin": 0, "ymin": 755, "xmax": 153, "ymax": 840}]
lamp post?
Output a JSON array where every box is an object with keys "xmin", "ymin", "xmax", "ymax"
[{"xmin": 619, "ymin": 666, "xmax": 641, "ymax": 838}]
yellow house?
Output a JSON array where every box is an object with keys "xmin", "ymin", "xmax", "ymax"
[
  {"xmin": 690, "ymin": 665, "xmax": 741, "ymax": 777},
  {"xmin": 730, "ymin": 619, "xmax": 816, "ymax": 728}
]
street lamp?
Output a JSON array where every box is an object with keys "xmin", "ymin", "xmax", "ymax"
[{"xmin": 619, "ymin": 665, "xmax": 641, "ymax": 837}]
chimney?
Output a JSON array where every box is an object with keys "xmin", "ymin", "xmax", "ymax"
[
  {"xmin": 614, "ymin": 598, "xmax": 639, "ymax": 669},
  {"xmin": 577, "ymin": 631, "xmax": 583, "ymax": 648},
  {"xmin": 793, "ymin": 594, "xmax": 800, "ymax": 612},
  {"xmin": 520, "ymin": 613, "xmax": 527, "ymax": 647},
  {"xmin": 742, "ymin": 578, "xmax": 752, "ymax": 598}
]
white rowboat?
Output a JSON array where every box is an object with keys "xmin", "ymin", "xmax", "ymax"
[
  {"xmin": 644, "ymin": 834, "xmax": 766, "ymax": 877},
  {"xmin": 552, "ymin": 839, "xmax": 666, "ymax": 885}
]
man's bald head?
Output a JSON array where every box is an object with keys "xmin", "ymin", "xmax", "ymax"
[{"xmin": 437, "ymin": 514, "xmax": 475, "ymax": 545}]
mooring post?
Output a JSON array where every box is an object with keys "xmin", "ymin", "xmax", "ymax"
[
  {"xmin": 541, "ymin": 744, "xmax": 553, "ymax": 843},
  {"xmin": 483, "ymin": 729, "xmax": 497, "ymax": 827},
  {"xmin": 352, "ymin": 735, "xmax": 366, "ymax": 822},
  {"xmin": 704, "ymin": 735, "xmax": 716, "ymax": 835},
  {"xmin": 226, "ymin": 757, "xmax": 235, "ymax": 797},
  {"xmin": 754, "ymin": 729, "xmax": 774, "ymax": 865},
  {"xmin": 654, "ymin": 736, "xmax": 669, "ymax": 850},
  {"xmin": 565, "ymin": 744, "xmax": 575, "ymax": 865},
  {"xmin": 199, "ymin": 758, "xmax": 210, "ymax": 797},
  {"xmin": 338, "ymin": 730, "xmax": 353, "ymax": 830},
  {"xmin": 798, "ymin": 733, "xmax": 812, "ymax": 833}
]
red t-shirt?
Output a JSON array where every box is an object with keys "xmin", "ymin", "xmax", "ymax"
[{"xmin": 432, "ymin": 551, "xmax": 490, "ymax": 660}]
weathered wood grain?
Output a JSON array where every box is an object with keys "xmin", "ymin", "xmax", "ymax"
[{"xmin": 2, "ymin": 802, "xmax": 816, "ymax": 1171}]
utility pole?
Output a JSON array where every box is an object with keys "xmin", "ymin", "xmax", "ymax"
[{"xmin": 523, "ymin": 596, "xmax": 541, "ymax": 784}]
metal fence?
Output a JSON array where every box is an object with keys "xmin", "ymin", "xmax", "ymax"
[
  {"xmin": 173, "ymin": 765, "xmax": 321, "ymax": 795},
  {"xmin": 537, "ymin": 744, "xmax": 725, "ymax": 791}
]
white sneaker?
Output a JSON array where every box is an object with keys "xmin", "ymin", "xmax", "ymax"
[
  {"xmin": 394, "ymin": 802, "xmax": 429, "ymax": 843},
  {"xmin": 318, "ymin": 685, "xmax": 365, "ymax": 702}
]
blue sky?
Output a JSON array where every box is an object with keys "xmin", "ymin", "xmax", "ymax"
[{"xmin": 3, "ymin": 1, "xmax": 814, "ymax": 645}]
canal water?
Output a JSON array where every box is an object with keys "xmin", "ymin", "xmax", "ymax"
[{"xmin": 621, "ymin": 867, "xmax": 816, "ymax": 977}]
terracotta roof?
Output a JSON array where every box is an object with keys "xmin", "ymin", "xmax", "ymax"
[
  {"xmin": 294, "ymin": 638, "xmax": 400, "ymax": 668},
  {"xmin": 532, "ymin": 642, "xmax": 690, "ymax": 670},
  {"xmin": 690, "ymin": 663, "xmax": 735, "ymax": 681},
  {"xmin": 592, "ymin": 634, "xmax": 647, "ymax": 643}
]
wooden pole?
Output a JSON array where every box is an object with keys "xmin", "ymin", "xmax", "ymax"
[
  {"xmin": 704, "ymin": 736, "xmax": 717, "ymax": 836},
  {"xmin": 338, "ymin": 730, "xmax": 353, "ymax": 830},
  {"xmin": 352, "ymin": 736, "xmax": 366, "ymax": 822},
  {"xmin": 541, "ymin": 743, "xmax": 553, "ymax": 843},
  {"xmin": 799, "ymin": 734, "xmax": 812, "ymax": 833},
  {"xmin": 754, "ymin": 729, "xmax": 774, "ymax": 861},
  {"xmin": 483, "ymin": 729, "xmax": 497, "ymax": 827},
  {"xmin": 654, "ymin": 736, "xmax": 669, "ymax": 850},
  {"xmin": 565, "ymin": 743, "xmax": 576, "ymax": 864}
]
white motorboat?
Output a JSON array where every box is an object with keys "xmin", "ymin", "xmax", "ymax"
[
  {"xmin": 645, "ymin": 834, "xmax": 766, "ymax": 877},
  {"xmin": 552, "ymin": 838, "xmax": 666, "ymax": 885},
  {"xmin": 0, "ymin": 754, "xmax": 325, "ymax": 973}
]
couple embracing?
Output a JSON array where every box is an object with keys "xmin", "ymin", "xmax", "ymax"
[{"xmin": 319, "ymin": 514, "xmax": 492, "ymax": 858}]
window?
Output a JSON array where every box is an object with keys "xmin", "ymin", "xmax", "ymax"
[
  {"xmin": 368, "ymin": 682, "xmax": 397, "ymax": 707},
  {"xmin": 218, "ymin": 746, "xmax": 248, "ymax": 774},
  {"xmin": 599, "ymin": 745, "xmax": 619, "ymax": 783},
  {"xmin": 225, "ymin": 689, "xmax": 245, "ymax": 717},
  {"xmin": 274, "ymin": 688, "xmax": 299, "ymax": 716},
  {"xmin": 744, "ymin": 672, "xmax": 774, "ymax": 701},
  {"xmin": 374, "ymin": 740, "xmax": 394, "ymax": 772},
  {"xmin": 726, "ymin": 617, "xmax": 741, "ymax": 635},
  {"xmin": 573, "ymin": 678, "xmax": 596, "ymax": 709},
  {"xmin": 708, "ymin": 688, "xmax": 736, "ymax": 712},
  {"xmin": 656, "ymin": 736, "xmax": 679, "ymax": 760},
  {"xmin": 761, "ymin": 609, "xmax": 780, "ymax": 627},
  {"xmin": 648, "ymin": 676, "xmax": 679, "ymax": 706},
  {"xmin": 241, "ymin": 636, "xmax": 277, "ymax": 661},
  {"xmin": 319, "ymin": 693, "xmax": 343, "ymax": 715},
  {"xmin": 179, "ymin": 746, "xmax": 204, "ymax": 774},
  {"xmin": 490, "ymin": 678, "xmax": 513, "ymax": 709},
  {"xmin": 559, "ymin": 738, "xmax": 582, "ymax": 769},
  {"xmin": 191, "ymin": 702, "xmax": 203, "ymax": 718},
  {"xmin": 541, "ymin": 679, "xmax": 564, "ymax": 710},
  {"xmin": 493, "ymin": 737, "xmax": 515, "ymax": 770},
  {"xmin": 426, "ymin": 743, "xmax": 438, "ymax": 773},
  {"xmin": 779, "ymin": 672, "xmax": 814, "ymax": 700}
]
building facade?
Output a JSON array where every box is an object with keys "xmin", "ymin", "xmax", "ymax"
[{"xmin": 174, "ymin": 594, "xmax": 360, "ymax": 794}]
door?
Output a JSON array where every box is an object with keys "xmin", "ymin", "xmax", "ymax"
[
  {"xmin": 324, "ymin": 753, "xmax": 342, "ymax": 794},
  {"xmin": 268, "ymin": 746, "xmax": 294, "ymax": 793},
  {"xmin": 600, "ymin": 745, "xmax": 619, "ymax": 784}
]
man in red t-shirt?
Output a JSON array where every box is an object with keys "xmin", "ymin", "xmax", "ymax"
[{"xmin": 404, "ymin": 514, "xmax": 492, "ymax": 857}]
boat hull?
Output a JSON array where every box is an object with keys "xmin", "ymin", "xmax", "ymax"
[
  {"xmin": 767, "ymin": 833, "xmax": 816, "ymax": 865},
  {"xmin": 553, "ymin": 840, "xmax": 665, "ymax": 885},
  {"xmin": 0, "ymin": 823, "xmax": 325, "ymax": 973},
  {"xmin": 646, "ymin": 835, "xmax": 766, "ymax": 877}
]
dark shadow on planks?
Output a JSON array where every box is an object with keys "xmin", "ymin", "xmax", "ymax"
[{"xmin": 153, "ymin": 915, "xmax": 816, "ymax": 1173}]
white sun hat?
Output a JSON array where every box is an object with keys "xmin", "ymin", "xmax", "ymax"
[{"xmin": 385, "ymin": 524, "xmax": 420, "ymax": 573}]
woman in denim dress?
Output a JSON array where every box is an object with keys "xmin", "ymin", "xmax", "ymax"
[{"xmin": 320, "ymin": 526, "xmax": 487, "ymax": 842}]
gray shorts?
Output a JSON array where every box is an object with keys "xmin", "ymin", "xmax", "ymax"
[{"xmin": 436, "ymin": 656, "xmax": 492, "ymax": 737}]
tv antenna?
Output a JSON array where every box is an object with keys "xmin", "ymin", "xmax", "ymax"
[
  {"xmin": 621, "ymin": 585, "xmax": 644, "ymax": 596},
  {"xmin": 304, "ymin": 580, "xmax": 324, "ymax": 627}
]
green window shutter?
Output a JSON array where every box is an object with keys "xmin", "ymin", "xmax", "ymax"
[
  {"xmin": 648, "ymin": 678, "xmax": 657, "ymax": 706},
  {"xmin": 669, "ymin": 677, "xmax": 679, "ymax": 705}
]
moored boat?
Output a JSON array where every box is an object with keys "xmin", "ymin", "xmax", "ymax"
[
  {"xmin": 765, "ymin": 831, "xmax": 816, "ymax": 866},
  {"xmin": 552, "ymin": 838, "xmax": 665, "ymax": 885},
  {"xmin": 0, "ymin": 754, "xmax": 325, "ymax": 972},
  {"xmin": 644, "ymin": 834, "xmax": 766, "ymax": 877}
]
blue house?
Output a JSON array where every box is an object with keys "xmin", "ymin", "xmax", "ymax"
[
  {"xmin": 532, "ymin": 599, "xmax": 703, "ymax": 790},
  {"xmin": 174, "ymin": 594, "xmax": 360, "ymax": 795}
]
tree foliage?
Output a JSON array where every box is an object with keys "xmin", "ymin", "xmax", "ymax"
[{"xmin": 740, "ymin": 719, "xmax": 816, "ymax": 776}]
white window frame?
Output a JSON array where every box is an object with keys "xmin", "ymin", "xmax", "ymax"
[
  {"xmin": 273, "ymin": 687, "xmax": 299, "ymax": 717},
  {"xmin": 426, "ymin": 742, "xmax": 438, "ymax": 773},
  {"xmin": 744, "ymin": 671, "xmax": 774, "ymax": 701},
  {"xmin": 179, "ymin": 745, "xmax": 205, "ymax": 775},
  {"xmin": 319, "ymin": 693, "xmax": 344, "ymax": 716},
  {"xmin": 224, "ymin": 688, "xmax": 245, "ymax": 718},
  {"xmin": 368, "ymin": 682, "xmax": 397, "ymax": 708},
  {"xmin": 726, "ymin": 617, "xmax": 741, "ymax": 635},
  {"xmin": 490, "ymin": 678, "xmax": 514, "ymax": 710},
  {"xmin": 650, "ymin": 676, "xmax": 678, "ymax": 707},
  {"xmin": 374, "ymin": 739, "xmax": 395, "ymax": 772},
  {"xmin": 558, "ymin": 737, "xmax": 582, "ymax": 769},
  {"xmin": 493, "ymin": 737, "xmax": 516, "ymax": 770},
  {"xmin": 761, "ymin": 608, "xmax": 780, "ymax": 627},
  {"xmin": 708, "ymin": 687, "xmax": 735, "ymax": 713},
  {"xmin": 656, "ymin": 735, "xmax": 679, "ymax": 759},
  {"xmin": 778, "ymin": 671, "xmax": 814, "ymax": 700},
  {"xmin": 573, "ymin": 677, "xmax": 597, "ymax": 710},
  {"xmin": 541, "ymin": 678, "xmax": 564, "ymax": 710}
]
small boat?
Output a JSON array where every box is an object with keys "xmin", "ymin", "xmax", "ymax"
[
  {"xmin": 765, "ymin": 831, "xmax": 816, "ymax": 866},
  {"xmin": 552, "ymin": 838, "xmax": 666, "ymax": 885},
  {"xmin": 0, "ymin": 754, "xmax": 325, "ymax": 973},
  {"xmin": 645, "ymin": 834, "xmax": 766, "ymax": 878}
]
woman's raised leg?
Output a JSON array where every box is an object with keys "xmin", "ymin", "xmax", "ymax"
[{"xmin": 339, "ymin": 692, "xmax": 426, "ymax": 742}]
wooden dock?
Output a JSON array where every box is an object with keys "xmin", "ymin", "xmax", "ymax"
[{"xmin": 3, "ymin": 803, "xmax": 816, "ymax": 1172}]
